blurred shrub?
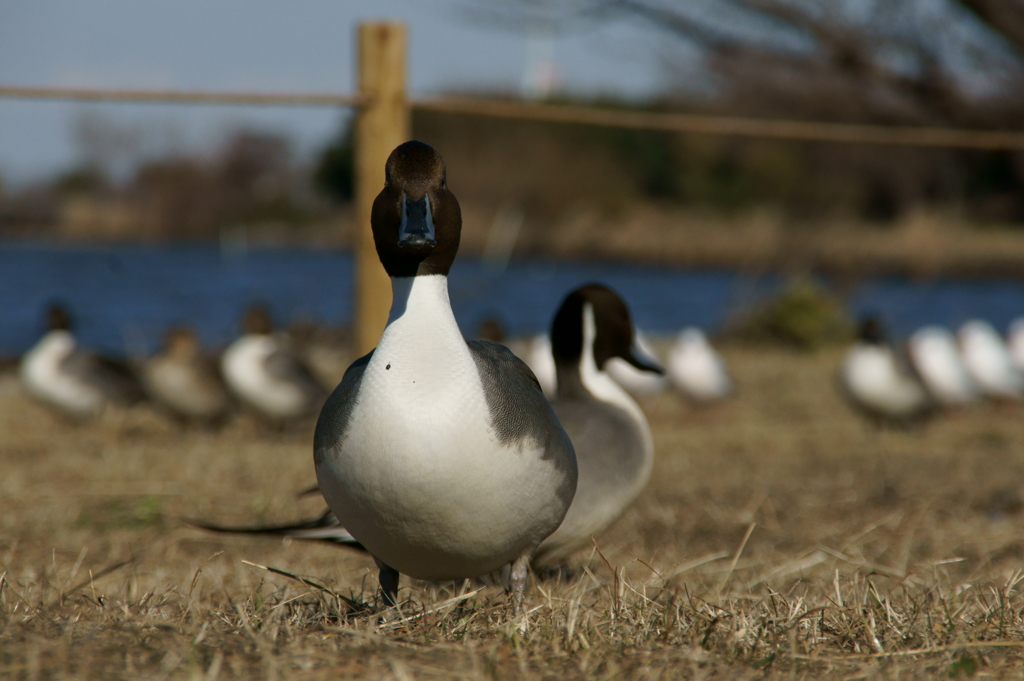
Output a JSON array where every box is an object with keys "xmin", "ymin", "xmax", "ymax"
[
  {"xmin": 602, "ymin": 127, "xmax": 679, "ymax": 199},
  {"xmin": 129, "ymin": 131, "xmax": 314, "ymax": 239},
  {"xmin": 734, "ymin": 278, "xmax": 853, "ymax": 349}
]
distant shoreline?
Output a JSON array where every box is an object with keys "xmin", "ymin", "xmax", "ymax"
[
  {"xmin": 2, "ymin": 235, "xmax": 1023, "ymax": 281},
  {"xmin": 4, "ymin": 203, "xmax": 1024, "ymax": 281}
]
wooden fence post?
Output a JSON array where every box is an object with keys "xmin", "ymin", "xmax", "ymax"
[{"xmin": 354, "ymin": 22, "xmax": 409, "ymax": 355}]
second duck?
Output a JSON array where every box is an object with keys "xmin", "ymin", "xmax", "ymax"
[{"xmin": 532, "ymin": 284, "xmax": 663, "ymax": 569}]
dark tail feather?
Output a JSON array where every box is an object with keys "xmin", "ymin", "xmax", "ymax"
[
  {"xmin": 186, "ymin": 509, "xmax": 366, "ymax": 551},
  {"xmin": 297, "ymin": 483, "xmax": 322, "ymax": 498}
]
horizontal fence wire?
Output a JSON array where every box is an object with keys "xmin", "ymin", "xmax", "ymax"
[
  {"xmin": 0, "ymin": 85, "xmax": 364, "ymax": 107},
  {"xmin": 415, "ymin": 97, "xmax": 1024, "ymax": 151},
  {"xmin": 3, "ymin": 85, "xmax": 1024, "ymax": 150}
]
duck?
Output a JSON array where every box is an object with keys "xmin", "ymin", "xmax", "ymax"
[
  {"xmin": 220, "ymin": 305, "xmax": 327, "ymax": 421},
  {"xmin": 531, "ymin": 284, "xmax": 662, "ymax": 569},
  {"xmin": 525, "ymin": 333, "xmax": 557, "ymax": 397},
  {"xmin": 839, "ymin": 317, "xmax": 933, "ymax": 425},
  {"xmin": 604, "ymin": 330, "xmax": 670, "ymax": 397},
  {"xmin": 20, "ymin": 305, "xmax": 146, "ymax": 418},
  {"xmin": 1007, "ymin": 318, "xmax": 1024, "ymax": 373},
  {"xmin": 957, "ymin": 320, "xmax": 1024, "ymax": 400},
  {"xmin": 141, "ymin": 327, "xmax": 230, "ymax": 423},
  {"xmin": 666, "ymin": 327, "xmax": 732, "ymax": 403},
  {"xmin": 907, "ymin": 325, "xmax": 978, "ymax": 407},
  {"xmin": 314, "ymin": 141, "xmax": 577, "ymax": 611}
]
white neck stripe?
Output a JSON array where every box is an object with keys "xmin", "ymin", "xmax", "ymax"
[{"xmin": 576, "ymin": 303, "xmax": 650, "ymax": 432}]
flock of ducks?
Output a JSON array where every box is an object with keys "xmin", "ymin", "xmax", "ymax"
[
  {"xmin": 13, "ymin": 140, "xmax": 1021, "ymax": 614},
  {"xmin": 19, "ymin": 304, "xmax": 731, "ymax": 433},
  {"xmin": 841, "ymin": 316, "xmax": 1024, "ymax": 425},
  {"xmin": 20, "ymin": 302, "xmax": 329, "ymax": 426}
]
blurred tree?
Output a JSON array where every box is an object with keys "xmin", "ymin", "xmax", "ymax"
[
  {"xmin": 52, "ymin": 165, "xmax": 109, "ymax": 196},
  {"xmin": 132, "ymin": 157, "xmax": 212, "ymax": 239},
  {"xmin": 214, "ymin": 131, "xmax": 307, "ymax": 226},
  {"xmin": 957, "ymin": 0, "xmax": 1024, "ymax": 54},
  {"xmin": 479, "ymin": 0, "xmax": 1024, "ymax": 124},
  {"xmin": 314, "ymin": 118, "xmax": 355, "ymax": 202},
  {"xmin": 472, "ymin": 0, "xmax": 1024, "ymax": 222},
  {"xmin": 124, "ymin": 130, "xmax": 315, "ymax": 239},
  {"xmin": 216, "ymin": 132, "xmax": 290, "ymax": 202},
  {"xmin": 604, "ymin": 128, "xmax": 679, "ymax": 199},
  {"xmin": 72, "ymin": 111, "xmax": 144, "ymax": 181}
]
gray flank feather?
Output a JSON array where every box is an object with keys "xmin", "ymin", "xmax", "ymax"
[
  {"xmin": 467, "ymin": 341, "xmax": 577, "ymax": 505},
  {"xmin": 314, "ymin": 350, "xmax": 373, "ymax": 465}
]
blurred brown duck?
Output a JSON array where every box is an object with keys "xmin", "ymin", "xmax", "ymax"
[{"xmin": 142, "ymin": 327, "xmax": 230, "ymax": 423}]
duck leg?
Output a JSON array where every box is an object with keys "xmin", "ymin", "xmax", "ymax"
[
  {"xmin": 508, "ymin": 552, "xmax": 532, "ymax": 616},
  {"xmin": 374, "ymin": 557, "xmax": 400, "ymax": 608}
]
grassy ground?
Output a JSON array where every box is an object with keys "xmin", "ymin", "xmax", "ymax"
[{"xmin": 2, "ymin": 346, "xmax": 1024, "ymax": 679}]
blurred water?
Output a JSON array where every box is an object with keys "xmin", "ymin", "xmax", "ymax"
[{"xmin": 2, "ymin": 244, "xmax": 1023, "ymax": 357}]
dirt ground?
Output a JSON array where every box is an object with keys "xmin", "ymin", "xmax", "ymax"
[{"xmin": 2, "ymin": 346, "xmax": 1024, "ymax": 679}]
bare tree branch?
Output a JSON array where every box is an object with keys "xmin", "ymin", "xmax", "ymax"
[
  {"xmin": 474, "ymin": 0, "xmax": 1024, "ymax": 125},
  {"xmin": 957, "ymin": 0, "xmax": 1024, "ymax": 56}
]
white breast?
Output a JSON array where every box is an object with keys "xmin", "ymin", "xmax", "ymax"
[
  {"xmin": 317, "ymin": 275, "xmax": 571, "ymax": 581},
  {"xmin": 20, "ymin": 331, "xmax": 104, "ymax": 416},
  {"xmin": 842, "ymin": 344, "xmax": 928, "ymax": 415},
  {"xmin": 221, "ymin": 335, "xmax": 308, "ymax": 418}
]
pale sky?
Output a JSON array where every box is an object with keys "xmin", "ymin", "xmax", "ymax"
[{"xmin": 0, "ymin": 1, "xmax": 667, "ymax": 184}]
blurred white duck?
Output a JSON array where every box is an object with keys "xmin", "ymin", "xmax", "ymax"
[
  {"xmin": 907, "ymin": 325, "xmax": 978, "ymax": 407},
  {"xmin": 1008, "ymin": 318, "xmax": 1024, "ymax": 372},
  {"xmin": 142, "ymin": 327, "xmax": 230, "ymax": 423},
  {"xmin": 526, "ymin": 332, "xmax": 557, "ymax": 397},
  {"xmin": 221, "ymin": 305, "xmax": 328, "ymax": 421},
  {"xmin": 666, "ymin": 327, "xmax": 732, "ymax": 402},
  {"xmin": 840, "ymin": 317, "xmax": 933, "ymax": 425},
  {"xmin": 605, "ymin": 330, "xmax": 670, "ymax": 397},
  {"xmin": 20, "ymin": 305, "xmax": 146, "ymax": 418},
  {"xmin": 958, "ymin": 320, "xmax": 1024, "ymax": 400}
]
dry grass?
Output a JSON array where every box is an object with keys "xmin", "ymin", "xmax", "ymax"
[{"xmin": 3, "ymin": 347, "xmax": 1024, "ymax": 679}]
